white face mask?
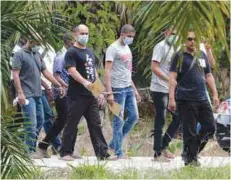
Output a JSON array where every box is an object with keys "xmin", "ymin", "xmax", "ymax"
[
  {"xmin": 31, "ymin": 45, "xmax": 40, "ymax": 52},
  {"xmin": 123, "ymin": 36, "xmax": 134, "ymax": 45},
  {"xmin": 77, "ymin": 34, "xmax": 89, "ymax": 45},
  {"xmin": 166, "ymin": 35, "xmax": 179, "ymax": 45}
]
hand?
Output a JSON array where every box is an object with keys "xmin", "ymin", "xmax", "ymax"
[
  {"xmin": 212, "ymin": 96, "xmax": 220, "ymax": 112},
  {"xmin": 46, "ymin": 88, "xmax": 53, "ymax": 102},
  {"xmin": 107, "ymin": 93, "xmax": 114, "ymax": 105},
  {"xmin": 134, "ymin": 90, "xmax": 141, "ymax": 103},
  {"xmin": 168, "ymin": 99, "xmax": 176, "ymax": 112},
  {"xmin": 97, "ymin": 94, "xmax": 105, "ymax": 106},
  {"xmin": 83, "ymin": 80, "xmax": 93, "ymax": 91},
  {"xmin": 18, "ymin": 92, "xmax": 26, "ymax": 105},
  {"xmin": 59, "ymin": 86, "xmax": 66, "ymax": 98}
]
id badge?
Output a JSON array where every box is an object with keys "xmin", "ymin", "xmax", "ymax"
[{"xmin": 199, "ymin": 58, "xmax": 206, "ymax": 68}]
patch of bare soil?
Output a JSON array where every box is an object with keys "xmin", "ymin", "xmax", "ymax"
[{"xmin": 39, "ymin": 108, "xmax": 229, "ymax": 157}]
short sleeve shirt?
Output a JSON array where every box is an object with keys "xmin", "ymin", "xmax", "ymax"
[
  {"xmin": 150, "ymin": 40, "xmax": 174, "ymax": 93},
  {"xmin": 170, "ymin": 51, "xmax": 211, "ymax": 101},
  {"xmin": 105, "ymin": 40, "xmax": 132, "ymax": 88},
  {"xmin": 53, "ymin": 47, "xmax": 69, "ymax": 99},
  {"xmin": 65, "ymin": 46, "xmax": 96, "ymax": 97},
  {"xmin": 12, "ymin": 49, "xmax": 46, "ymax": 98}
]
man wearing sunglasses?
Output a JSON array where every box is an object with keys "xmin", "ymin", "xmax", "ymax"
[
  {"xmin": 168, "ymin": 30, "xmax": 219, "ymax": 166},
  {"xmin": 150, "ymin": 27, "xmax": 179, "ymax": 162}
]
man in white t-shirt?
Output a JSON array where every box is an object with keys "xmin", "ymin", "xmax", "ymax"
[
  {"xmin": 105, "ymin": 24, "xmax": 141, "ymax": 159},
  {"xmin": 150, "ymin": 27, "xmax": 179, "ymax": 162}
]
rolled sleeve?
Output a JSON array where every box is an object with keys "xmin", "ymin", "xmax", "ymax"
[
  {"xmin": 41, "ymin": 59, "xmax": 46, "ymax": 71},
  {"xmin": 65, "ymin": 50, "xmax": 76, "ymax": 69},
  {"xmin": 152, "ymin": 43, "xmax": 164, "ymax": 62},
  {"xmin": 105, "ymin": 46, "xmax": 115, "ymax": 62},
  {"xmin": 202, "ymin": 52, "xmax": 211, "ymax": 74},
  {"xmin": 54, "ymin": 54, "xmax": 64, "ymax": 73},
  {"xmin": 170, "ymin": 53, "xmax": 179, "ymax": 72},
  {"xmin": 12, "ymin": 52, "xmax": 22, "ymax": 70}
]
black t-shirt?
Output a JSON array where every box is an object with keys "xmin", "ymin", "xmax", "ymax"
[
  {"xmin": 170, "ymin": 51, "xmax": 211, "ymax": 101},
  {"xmin": 65, "ymin": 46, "xmax": 96, "ymax": 97}
]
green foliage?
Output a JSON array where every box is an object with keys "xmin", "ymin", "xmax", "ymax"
[
  {"xmin": 127, "ymin": 1, "xmax": 230, "ymax": 86},
  {"xmin": 1, "ymin": 112, "xmax": 35, "ymax": 179},
  {"xmin": 1, "ymin": 1, "xmax": 68, "ymax": 111},
  {"xmin": 69, "ymin": 163, "xmax": 109, "ymax": 179},
  {"xmin": 55, "ymin": 1, "xmax": 120, "ymax": 67}
]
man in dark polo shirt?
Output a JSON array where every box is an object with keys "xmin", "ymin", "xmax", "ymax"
[
  {"xmin": 12, "ymin": 36, "xmax": 64, "ymax": 158},
  {"xmin": 168, "ymin": 30, "xmax": 219, "ymax": 166},
  {"xmin": 60, "ymin": 24, "xmax": 112, "ymax": 161}
]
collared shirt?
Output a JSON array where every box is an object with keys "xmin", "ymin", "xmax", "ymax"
[
  {"xmin": 12, "ymin": 48, "xmax": 46, "ymax": 98},
  {"xmin": 170, "ymin": 51, "xmax": 211, "ymax": 101},
  {"xmin": 53, "ymin": 46, "xmax": 69, "ymax": 99},
  {"xmin": 150, "ymin": 39, "xmax": 174, "ymax": 93}
]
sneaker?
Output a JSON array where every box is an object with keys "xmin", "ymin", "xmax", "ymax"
[
  {"xmin": 152, "ymin": 155, "xmax": 170, "ymax": 162},
  {"xmin": 98, "ymin": 153, "xmax": 117, "ymax": 161},
  {"xmin": 162, "ymin": 149, "xmax": 175, "ymax": 159},
  {"xmin": 185, "ymin": 158, "xmax": 200, "ymax": 166}
]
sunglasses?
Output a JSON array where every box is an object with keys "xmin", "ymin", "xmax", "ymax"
[{"xmin": 187, "ymin": 37, "xmax": 196, "ymax": 41}]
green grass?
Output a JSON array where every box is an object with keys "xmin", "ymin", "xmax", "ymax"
[
  {"xmin": 32, "ymin": 164, "xmax": 230, "ymax": 179},
  {"xmin": 68, "ymin": 164, "xmax": 230, "ymax": 179}
]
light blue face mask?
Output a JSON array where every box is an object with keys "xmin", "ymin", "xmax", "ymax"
[
  {"xmin": 31, "ymin": 45, "xmax": 40, "ymax": 52},
  {"xmin": 77, "ymin": 35, "xmax": 89, "ymax": 45},
  {"xmin": 166, "ymin": 35, "xmax": 179, "ymax": 45},
  {"xmin": 123, "ymin": 36, "xmax": 134, "ymax": 45}
]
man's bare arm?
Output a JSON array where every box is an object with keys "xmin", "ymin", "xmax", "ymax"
[
  {"xmin": 168, "ymin": 72, "xmax": 178, "ymax": 112},
  {"xmin": 206, "ymin": 73, "xmax": 219, "ymax": 109},
  {"xmin": 152, "ymin": 61, "xmax": 169, "ymax": 82},
  {"xmin": 67, "ymin": 66, "xmax": 92, "ymax": 89},
  {"xmin": 12, "ymin": 69, "xmax": 26, "ymax": 104},
  {"xmin": 54, "ymin": 73, "xmax": 68, "ymax": 88}
]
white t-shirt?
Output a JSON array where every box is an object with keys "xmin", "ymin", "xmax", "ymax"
[
  {"xmin": 105, "ymin": 40, "xmax": 132, "ymax": 88},
  {"xmin": 150, "ymin": 40, "xmax": 174, "ymax": 93},
  {"xmin": 200, "ymin": 43, "xmax": 212, "ymax": 56},
  {"xmin": 40, "ymin": 45, "xmax": 56, "ymax": 90}
]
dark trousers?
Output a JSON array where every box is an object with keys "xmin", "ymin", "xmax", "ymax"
[
  {"xmin": 162, "ymin": 110, "xmax": 180, "ymax": 150},
  {"xmin": 60, "ymin": 96, "xmax": 109, "ymax": 158},
  {"xmin": 152, "ymin": 92, "xmax": 180, "ymax": 156},
  {"xmin": 178, "ymin": 100, "xmax": 215, "ymax": 162},
  {"xmin": 38, "ymin": 97, "xmax": 75, "ymax": 150}
]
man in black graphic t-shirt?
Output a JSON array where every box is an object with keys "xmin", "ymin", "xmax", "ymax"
[{"xmin": 60, "ymin": 24, "xmax": 112, "ymax": 161}]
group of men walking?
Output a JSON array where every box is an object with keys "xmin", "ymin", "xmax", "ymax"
[{"xmin": 11, "ymin": 23, "xmax": 219, "ymax": 165}]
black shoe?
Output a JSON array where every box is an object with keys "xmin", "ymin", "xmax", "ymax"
[
  {"xmin": 98, "ymin": 153, "xmax": 114, "ymax": 160},
  {"xmin": 38, "ymin": 140, "xmax": 49, "ymax": 150},
  {"xmin": 184, "ymin": 157, "xmax": 200, "ymax": 166}
]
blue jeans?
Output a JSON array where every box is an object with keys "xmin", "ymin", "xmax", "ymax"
[
  {"xmin": 21, "ymin": 97, "xmax": 44, "ymax": 152},
  {"xmin": 41, "ymin": 91, "xmax": 61, "ymax": 150},
  {"xmin": 109, "ymin": 86, "xmax": 139, "ymax": 157}
]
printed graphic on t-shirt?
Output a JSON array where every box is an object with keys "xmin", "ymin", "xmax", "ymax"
[
  {"xmin": 85, "ymin": 54, "xmax": 95, "ymax": 81},
  {"xmin": 120, "ymin": 53, "xmax": 132, "ymax": 72}
]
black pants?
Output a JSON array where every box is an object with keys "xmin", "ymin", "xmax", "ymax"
[
  {"xmin": 178, "ymin": 100, "xmax": 215, "ymax": 162},
  {"xmin": 152, "ymin": 92, "xmax": 180, "ymax": 157},
  {"xmin": 38, "ymin": 97, "xmax": 75, "ymax": 150},
  {"xmin": 60, "ymin": 96, "xmax": 109, "ymax": 158}
]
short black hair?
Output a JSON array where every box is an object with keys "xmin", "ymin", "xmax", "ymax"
[{"xmin": 63, "ymin": 32, "xmax": 74, "ymax": 44}]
